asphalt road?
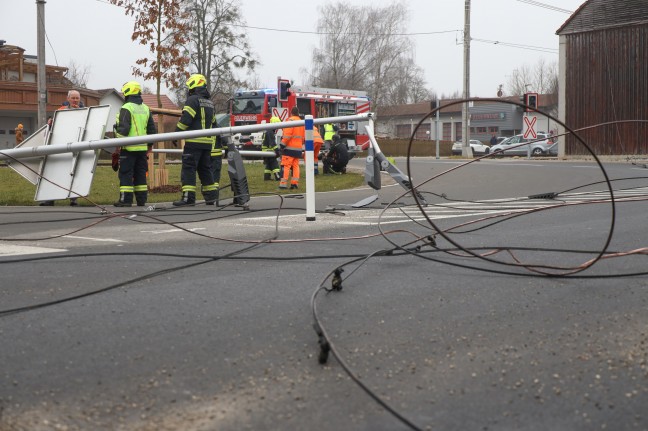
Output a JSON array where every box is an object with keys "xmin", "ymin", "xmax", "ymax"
[{"xmin": 1, "ymin": 157, "xmax": 647, "ymax": 431}]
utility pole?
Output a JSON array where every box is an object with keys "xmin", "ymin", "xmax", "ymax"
[
  {"xmin": 462, "ymin": 0, "xmax": 471, "ymax": 157},
  {"xmin": 36, "ymin": 0, "xmax": 47, "ymax": 127}
]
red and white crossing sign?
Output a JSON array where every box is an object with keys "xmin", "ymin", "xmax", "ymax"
[
  {"xmin": 272, "ymin": 107, "xmax": 288, "ymax": 121},
  {"xmin": 523, "ymin": 115, "xmax": 537, "ymax": 139}
]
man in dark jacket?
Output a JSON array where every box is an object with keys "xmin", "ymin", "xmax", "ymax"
[
  {"xmin": 173, "ymin": 74, "xmax": 219, "ymax": 206},
  {"xmin": 322, "ymin": 134, "xmax": 349, "ymax": 174},
  {"xmin": 113, "ymin": 81, "xmax": 157, "ymax": 207}
]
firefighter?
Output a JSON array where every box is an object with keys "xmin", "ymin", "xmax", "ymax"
[
  {"xmin": 323, "ymin": 123, "xmax": 337, "ymax": 150},
  {"xmin": 262, "ymin": 116, "xmax": 281, "ymax": 181},
  {"xmin": 172, "ymin": 73, "xmax": 219, "ymax": 206},
  {"xmin": 113, "ymin": 81, "xmax": 157, "ymax": 207},
  {"xmin": 279, "ymin": 106, "xmax": 304, "ymax": 190},
  {"xmin": 323, "ymin": 134, "xmax": 349, "ymax": 175},
  {"xmin": 209, "ymin": 133, "xmax": 226, "ymax": 206}
]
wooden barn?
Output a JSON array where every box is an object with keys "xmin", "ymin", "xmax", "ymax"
[{"xmin": 557, "ymin": 0, "xmax": 648, "ymax": 156}]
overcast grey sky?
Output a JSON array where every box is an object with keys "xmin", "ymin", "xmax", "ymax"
[{"xmin": 3, "ymin": 0, "xmax": 586, "ymax": 98}]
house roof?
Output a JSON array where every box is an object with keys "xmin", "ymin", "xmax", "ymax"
[
  {"xmin": 556, "ymin": 0, "xmax": 648, "ymax": 35},
  {"xmin": 97, "ymin": 88, "xmax": 124, "ymax": 101},
  {"xmin": 140, "ymin": 94, "xmax": 178, "ymax": 111}
]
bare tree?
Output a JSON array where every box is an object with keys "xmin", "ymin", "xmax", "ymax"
[
  {"xmin": 109, "ymin": 0, "xmax": 190, "ymax": 108},
  {"xmin": 507, "ymin": 59, "xmax": 558, "ymax": 96},
  {"xmin": 179, "ymin": 0, "xmax": 257, "ymax": 111},
  {"xmin": 64, "ymin": 60, "xmax": 91, "ymax": 88},
  {"xmin": 309, "ymin": 1, "xmax": 434, "ymax": 109}
]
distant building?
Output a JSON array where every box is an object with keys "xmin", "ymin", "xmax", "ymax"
[
  {"xmin": 0, "ymin": 42, "xmax": 101, "ymax": 149},
  {"xmin": 0, "ymin": 41, "xmax": 179, "ymax": 150},
  {"xmin": 557, "ymin": 0, "xmax": 648, "ymax": 156},
  {"xmin": 376, "ymin": 96, "xmax": 557, "ymax": 143}
]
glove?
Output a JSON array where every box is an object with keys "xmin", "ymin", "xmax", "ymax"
[
  {"xmin": 274, "ymin": 148, "xmax": 281, "ymax": 157},
  {"xmin": 111, "ymin": 151, "xmax": 120, "ymax": 172}
]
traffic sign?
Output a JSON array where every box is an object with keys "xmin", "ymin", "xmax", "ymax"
[
  {"xmin": 523, "ymin": 115, "xmax": 537, "ymax": 139},
  {"xmin": 272, "ymin": 107, "xmax": 288, "ymax": 121}
]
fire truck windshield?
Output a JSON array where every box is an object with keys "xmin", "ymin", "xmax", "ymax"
[{"xmin": 232, "ymin": 97, "xmax": 264, "ymax": 115}]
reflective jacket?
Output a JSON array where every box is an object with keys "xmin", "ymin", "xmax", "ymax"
[
  {"xmin": 262, "ymin": 129, "xmax": 278, "ymax": 151},
  {"xmin": 176, "ymin": 86, "xmax": 216, "ymax": 146},
  {"xmin": 114, "ymin": 95, "xmax": 157, "ymax": 151},
  {"xmin": 323, "ymin": 123, "xmax": 336, "ymax": 141},
  {"xmin": 281, "ymin": 115, "xmax": 304, "ymax": 158},
  {"xmin": 211, "ymin": 134, "xmax": 225, "ymax": 157}
]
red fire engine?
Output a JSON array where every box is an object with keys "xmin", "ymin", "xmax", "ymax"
[{"xmin": 229, "ymin": 78, "xmax": 371, "ymax": 151}]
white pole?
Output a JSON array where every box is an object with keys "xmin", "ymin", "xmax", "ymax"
[
  {"xmin": 304, "ymin": 115, "xmax": 315, "ymax": 221},
  {"xmin": 0, "ymin": 112, "xmax": 372, "ymax": 161}
]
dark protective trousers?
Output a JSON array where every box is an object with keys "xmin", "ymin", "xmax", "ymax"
[
  {"xmin": 210, "ymin": 154, "xmax": 223, "ymax": 185},
  {"xmin": 180, "ymin": 145, "xmax": 215, "ymax": 194},
  {"xmin": 119, "ymin": 150, "xmax": 148, "ymax": 195}
]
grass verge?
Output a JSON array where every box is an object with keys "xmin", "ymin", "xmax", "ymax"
[{"xmin": 0, "ymin": 161, "xmax": 364, "ymax": 206}]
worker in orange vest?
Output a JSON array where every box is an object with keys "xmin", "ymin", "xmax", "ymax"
[
  {"xmin": 279, "ymin": 106, "xmax": 304, "ymax": 190},
  {"xmin": 312, "ymin": 125, "xmax": 324, "ymax": 175}
]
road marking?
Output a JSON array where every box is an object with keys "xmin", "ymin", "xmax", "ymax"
[
  {"xmin": 0, "ymin": 243, "xmax": 67, "ymax": 256},
  {"xmin": 140, "ymin": 228, "xmax": 206, "ymax": 234},
  {"xmin": 64, "ymin": 235, "xmax": 126, "ymax": 243}
]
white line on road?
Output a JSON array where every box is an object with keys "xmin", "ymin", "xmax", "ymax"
[
  {"xmin": 0, "ymin": 243, "xmax": 67, "ymax": 256},
  {"xmin": 64, "ymin": 235, "xmax": 126, "ymax": 243},
  {"xmin": 140, "ymin": 228, "xmax": 207, "ymax": 234}
]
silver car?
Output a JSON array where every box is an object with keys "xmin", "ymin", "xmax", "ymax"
[{"xmin": 490, "ymin": 133, "xmax": 553, "ymax": 156}]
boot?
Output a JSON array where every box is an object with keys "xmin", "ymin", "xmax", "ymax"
[
  {"xmin": 264, "ymin": 173, "xmax": 271, "ymax": 181},
  {"xmin": 173, "ymin": 191, "xmax": 196, "ymax": 206},
  {"xmin": 273, "ymin": 172, "xmax": 281, "ymax": 181},
  {"xmin": 204, "ymin": 190, "xmax": 219, "ymax": 206},
  {"xmin": 135, "ymin": 191, "xmax": 147, "ymax": 207},
  {"xmin": 114, "ymin": 192, "xmax": 133, "ymax": 207},
  {"xmin": 290, "ymin": 184, "xmax": 298, "ymax": 190}
]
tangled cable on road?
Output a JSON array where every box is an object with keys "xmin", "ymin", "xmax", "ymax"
[{"xmin": 1, "ymin": 98, "xmax": 648, "ymax": 430}]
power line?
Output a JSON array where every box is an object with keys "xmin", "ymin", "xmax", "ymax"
[
  {"xmin": 472, "ymin": 37, "xmax": 559, "ymax": 54},
  {"xmin": 231, "ymin": 23, "xmax": 461, "ymax": 37},
  {"xmin": 515, "ymin": 0, "xmax": 574, "ymax": 14}
]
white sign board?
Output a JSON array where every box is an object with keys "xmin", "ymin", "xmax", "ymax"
[{"xmin": 35, "ymin": 106, "xmax": 111, "ymax": 202}]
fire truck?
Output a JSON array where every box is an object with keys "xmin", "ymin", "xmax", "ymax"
[{"xmin": 229, "ymin": 78, "xmax": 371, "ymax": 152}]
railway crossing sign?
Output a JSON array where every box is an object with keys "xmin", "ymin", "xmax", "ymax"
[
  {"xmin": 272, "ymin": 107, "xmax": 288, "ymax": 121},
  {"xmin": 523, "ymin": 115, "xmax": 537, "ymax": 139}
]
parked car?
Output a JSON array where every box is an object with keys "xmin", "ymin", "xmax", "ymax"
[
  {"xmin": 490, "ymin": 133, "xmax": 554, "ymax": 156},
  {"xmin": 451, "ymin": 139, "xmax": 490, "ymax": 156}
]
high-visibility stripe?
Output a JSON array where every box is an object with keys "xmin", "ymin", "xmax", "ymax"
[{"xmin": 183, "ymin": 105, "xmax": 196, "ymax": 117}]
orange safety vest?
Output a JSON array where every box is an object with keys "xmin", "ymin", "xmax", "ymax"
[
  {"xmin": 313, "ymin": 126, "xmax": 324, "ymax": 145},
  {"xmin": 281, "ymin": 115, "xmax": 305, "ymax": 149}
]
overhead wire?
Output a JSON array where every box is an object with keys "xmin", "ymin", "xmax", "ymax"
[{"xmin": 2, "ymin": 98, "xmax": 648, "ymax": 429}]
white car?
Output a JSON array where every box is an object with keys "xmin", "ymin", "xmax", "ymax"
[{"xmin": 451, "ymin": 139, "xmax": 490, "ymax": 156}]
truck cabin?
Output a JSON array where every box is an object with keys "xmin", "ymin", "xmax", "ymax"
[{"xmin": 231, "ymin": 89, "xmax": 277, "ymax": 125}]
